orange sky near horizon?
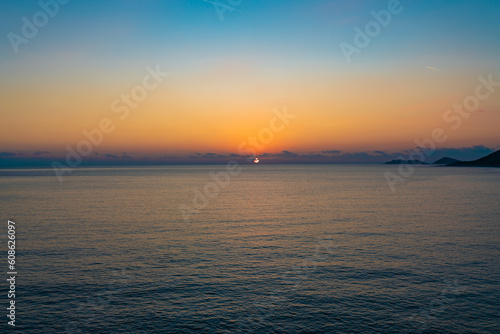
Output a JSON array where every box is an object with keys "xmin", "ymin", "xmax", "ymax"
[{"xmin": 1, "ymin": 64, "xmax": 499, "ymax": 157}]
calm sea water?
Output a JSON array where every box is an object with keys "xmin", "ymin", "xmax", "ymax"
[{"xmin": 1, "ymin": 165, "xmax": 499, "ymax": 333}]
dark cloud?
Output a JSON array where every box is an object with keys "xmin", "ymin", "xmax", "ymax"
[
  {"xmin": 302, "ymin": 153, "xmax": 325, "ymax": 158},
  {"xmin": 251, "ymin": 150, "xmax": 387, "ymax": 163},
  {"xmin": 257, "ymin": 151, "xmax": 298, "ymax": 158},
  {"xmin": 282, "ymin": 151, "xmax": 299, "ymax": 158},
  {"xmin": 32, "ymin": 151, "xmax": 50, "ymax": 156},
  {"xmin": 334, "ymin": 152, "xmax": 387, "ymax": 163},
  {"xmin": 281, "ymin": 150, "xmax": 298, "ymax": 157},
  {"xmin": 1, "ymin": 146, "xmax": 496, "ymax": 167},
  {"xmin": 200, "ymin": 153, "xmax": 226, "ymax": 158}
]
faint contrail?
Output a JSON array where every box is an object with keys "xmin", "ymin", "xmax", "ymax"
[{"xmin": 426, "ymin": 66, "xmax": 441, "ymax": 71}]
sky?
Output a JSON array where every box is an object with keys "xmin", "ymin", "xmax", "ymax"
[{"xmin": 0, "ymin": 0, "xmax": 499, "ymax": 166}]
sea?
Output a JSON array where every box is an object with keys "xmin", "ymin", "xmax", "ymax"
[{"xmin": 1, "ymin": 164, "xmax": 499, "ymax": 333}]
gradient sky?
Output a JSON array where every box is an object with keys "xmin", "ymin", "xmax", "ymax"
[{"xmin": 1, "ymin": 0, "xmax": 499, "ymax": 165}]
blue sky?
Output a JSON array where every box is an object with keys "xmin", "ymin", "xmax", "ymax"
[{"xmin": 2, "ymin": 0, "xmax": 499, "ymax": 67}]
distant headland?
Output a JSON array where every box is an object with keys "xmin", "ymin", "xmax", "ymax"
[
  {"xmin": 447, "ymin": 150, "xmax": 500, "ymax": 167},
  {"xmin": 384, "ymin": 149, "xmax": 500, "ymax": 167}
]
